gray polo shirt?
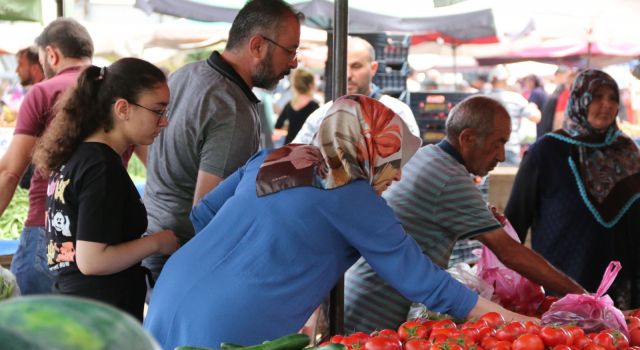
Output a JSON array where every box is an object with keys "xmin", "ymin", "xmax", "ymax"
[{"xmin": 144, "ymin": 51, "xmax": 261, "ymax": 243}]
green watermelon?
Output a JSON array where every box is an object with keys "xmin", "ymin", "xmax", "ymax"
[{"xmin": 0, "ymin": 295, "xmax": 160, "ymax": 350}]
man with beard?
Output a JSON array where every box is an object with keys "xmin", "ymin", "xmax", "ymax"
[
  {"xmin": 14, "ymin": 46, "xmax": 45, "ymax": 190},
  {"xmin": 293, "ymin": 36, "xmax": 419, "ymax": 143},
  {"xmin": 15, "ymin": 46, "xmax": 44, "ymax": 89},
  {"xmin": 0, "ymin": 18, "xmax": 93, "ymax": 294},
  {"xmin": 142, "ymin": 0, "xmax": 303, "ymax": 280},
  {"xmin": 344, "ymin": 96, "xmax": 585, "ymax": 332}
]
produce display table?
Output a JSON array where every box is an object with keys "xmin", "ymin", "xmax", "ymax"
[{"xmin": 0, "ymin": 239, "xmax": 19, "ymax": 268}]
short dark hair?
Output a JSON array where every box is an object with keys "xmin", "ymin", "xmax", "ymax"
[
  {"xmin": 226, "ymin": 0, "xmax": 304, "ymax": 50},
  {"xmin": 16, "ymin": 46, "xmax": 40, "ymax": 65},
  {"xmin": 445, "ymin": 95, "xmax": 508, "ymax": 143},
  {"xmin": 35, "ymin": 17, "xmax": 94, "ymax": 59}
]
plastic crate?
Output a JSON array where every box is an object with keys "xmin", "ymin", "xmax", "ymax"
[
  {"xmin": 355, "ymin": 33, "xmax": 411, "ymax": 65},
  {"xmin": 408, "ymin": 91, "xmax": 476, "ymax": 144}
]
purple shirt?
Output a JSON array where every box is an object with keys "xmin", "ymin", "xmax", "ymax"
[{"xmin": 15, "ymin": 65, "xmax": 84, "ymax": 227}]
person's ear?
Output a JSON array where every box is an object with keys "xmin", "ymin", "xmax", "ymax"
[
  {"xmin": 248, "ymin": 35, "xmax": 266, "ymax": 59},
  {"xmin": 113, "ymin": 98, "xmax": 130, "ymax": 121},
  {"xmin": 370, "ymin": 60, "xmax": 379, "ymax": 74},
  {"xmin": 459, "ymin": 128, "xmax": 476, "ymax": 150},
  {"xmin": 46, "ymin": 46, "xmax": 60, "ymax": 67}
]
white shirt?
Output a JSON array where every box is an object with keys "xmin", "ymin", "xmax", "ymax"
[{"xmin": 292, "ymin": 94, "xmax": 420, "ymax": 144}]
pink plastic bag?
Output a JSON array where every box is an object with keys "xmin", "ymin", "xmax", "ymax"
[
  {"xmin": 541, "ymin": 261, "xmax": 629, "ymax": 336},
  {"xmin": 475, "ymin": 218, "xmax": 545, "ymax": 315}
]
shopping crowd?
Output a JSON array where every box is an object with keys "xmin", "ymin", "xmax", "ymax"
[{"xmin": 0, "ymin": 0, "xmax": 639, "ymax": 349}]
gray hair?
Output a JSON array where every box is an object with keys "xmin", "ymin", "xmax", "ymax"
[{"xmin": 445, "ymin": 95, "xmax": 507, "ymax": 144}]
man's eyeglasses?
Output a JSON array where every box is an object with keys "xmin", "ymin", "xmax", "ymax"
[
  {"xmin": 128, "ymin": 101, "xmax": 168, "ymax": 124},
  {"xmin": 260, "ymin": 35, "xmax": 299, "ymax": 60}
]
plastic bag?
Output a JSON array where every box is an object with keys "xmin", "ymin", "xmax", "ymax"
[
  {"xmin": 447, "ymin": 262, "xmax": 494, "ymax": 300},
  {"xmin": 541, "ymin": 261, "xmax": 629, "ymax": 336},
  {"xmin": 475, "ymin": 218, "xmax": 545, "ymax": 315}
]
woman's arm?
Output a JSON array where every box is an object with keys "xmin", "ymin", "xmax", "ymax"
[
  {"xmin": 76, "ymin": 230, "xmax": 179, "ymax": 275},
  {"xmin": 190, "ymin": 164, "xmax": 245, "ymax": 233}
]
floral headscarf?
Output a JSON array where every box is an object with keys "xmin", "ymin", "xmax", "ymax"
[
  {"xmin": 549, "ymin": 69, "xmax": 640, "ymax": 227},
  {"xmin": 256, "ymin": 95, "xmax": 422, "ymax": 196}
]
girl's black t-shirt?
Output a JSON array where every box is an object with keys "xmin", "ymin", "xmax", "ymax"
[{"xmin": 46, "ymin": 142, "xmax": 147, "ymax": 285}]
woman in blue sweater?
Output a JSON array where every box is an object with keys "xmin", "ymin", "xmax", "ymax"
[{"xmin": 145, "ymin": 95, "xmax": 534, "ymax": 349}]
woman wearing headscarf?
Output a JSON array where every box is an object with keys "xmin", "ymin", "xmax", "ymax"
[
  {"xmin": 506, "ymin": 70, "xmax": 640, "ymax": 308},
  {"xmin": 144, "ymin": 95, "xmax": 534, "ymax": 349}
]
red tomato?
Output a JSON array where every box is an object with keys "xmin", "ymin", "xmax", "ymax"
[
  {"xmin": 491, "ymin": 340, "xmax": 513, "ymax": 350},
  {"xmin": 565, "ymin": 326, "xmax": 586, "ymax": 344},
  {"xmin": 404, "ymin": 338, "xmax": 431, "ymax": 350},
  {"xmin": 583, "ymin": 343, "xmax": 608, "ymax": 350},
  {"xmin": 477, "ymin": 327, "xmax": 496, "ymax": 341},
  {"xmin": 512, "ymin": 333, "xmax": 545, "ymax": 350},
  {"xmin": 398, "ymin": 321, "xmax": 429, "ymax": 341},
  {"xmin": 365, "ymin": 336, "xmax": 402, "ymax": 350},
  {"xmin": 608, "ymin": 330, "xmax": 629, "ymax": 350},
  {"xmin": 495, "ymin": 323, "xmax": 526, "ymax": 342},
  {"xmin": 524, "ymin": 321, "xmax": 541, "ymax": 335},
  {"xmin": 461, "ymin": 327, "xmax": 481, "ymax": 342},
  {"xmin": 540, "ymin": 326, "xmax": 571, "ymax": 347},
  {"xmin": 373, "ymin": 329, "xmax": 401, "ymax": 341},
  {"xmin": 431, "ymin": 342, "xmax": 463, "ymax": 350},
  {"xmin": 420, "ymin": 319, "xmax": 437, "ymax": 332},
  {"xmin": 574, "ymin": 335, "xmax": 593, "ymax": 349},
  {"xmin": 630, "ymin": 328, "xmax": 640, "ymax": 347},
  {"xmin": 463, "ymin": 320, "xmax": 491, "ymax": 329},
  {"xmin": 553, "ymin": 345, "xmax": 573, "ymax": 350},
  {"xmin": 430, "ymin": 328, "xmax": 460, "ymax": 340},
  {"xmin": 432, "ymin": 319, "xmax": 457, "ymax": 330},
  {"xmin": 627, "ymin": 317, "xmax": 640, "ymax": 331},
  {"xmin": 331, "ymin": 335, "xmax": 346, "ymax": 343},
  {"xmin": 481, "ymin": 336, "xmax": 499, "ymax": 349},
  {"xmin": 593, "ymin": 333, "xmax": 616, "ymax": 350},
  {"xmin": 343, "ymin": 332, "xmax": 371, "ymax": 349},
  {"xmin": 480, "ymin": 312, "xmax": 506, "ymax": 328}
]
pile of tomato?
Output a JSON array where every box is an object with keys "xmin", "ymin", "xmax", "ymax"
[{"xmin": 321, "ymin": 312, "xmax": 640, "ymax": 350}]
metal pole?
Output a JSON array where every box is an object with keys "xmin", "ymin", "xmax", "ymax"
[
  {"xmin": 331, "ymin": 0, "xmax": 348, "ymax": 100},
  {"xmin": 328, "ymin": 0, "xmax": 347, "ymax": 338},
  {"xmin": 56, "ymin": 0, "xmax": 64, "ymax": 17},
  {"xmin": 452, "ymin": 44, "xmax": 458, "ymax": 91}
]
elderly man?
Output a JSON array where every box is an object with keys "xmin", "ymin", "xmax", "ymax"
[
  {"xmin": 142, "ymin": 0, "xmax": 304, "ymax": 279},
  {"xmin": 344, "ymin": 95, "xmax": 585, "ymax": 332},
  {"xmin": 293, "ymin": 36, "xmax": 419, "ymax": 143},
  {"xmin": 0, "ymin": 18, "xmax": 93, "ymax": 294}
]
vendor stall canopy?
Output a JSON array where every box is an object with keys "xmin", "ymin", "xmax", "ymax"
[{"xmin": 134, "ymin": 0, "xmax": 530, "ymax": 43}]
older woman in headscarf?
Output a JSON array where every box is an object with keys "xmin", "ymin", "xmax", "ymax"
[
  {"xmin": 144, "ymin": 95, "xmax": 534, "ymax": 349},
  {"xmin": 506, "ymin": 69, "xmax": 640, "ymax": 308}
]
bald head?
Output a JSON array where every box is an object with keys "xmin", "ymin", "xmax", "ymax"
[{"xmin": 346, "ymin": 36, "xmax": 378, "ymax": 95}]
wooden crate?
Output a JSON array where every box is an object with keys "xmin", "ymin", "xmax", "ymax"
[{"xmin": 0, "ymin": 254, "xmax": 12, "ymax": 269}]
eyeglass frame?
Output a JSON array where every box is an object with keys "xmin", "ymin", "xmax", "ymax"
[
  {"xmin": 127, "ymin": 101, "xmax": 168, "ymax": 125},
  {"xmin": 260, "ymin": 35, "xmax": 299, "ymax": 60}
]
